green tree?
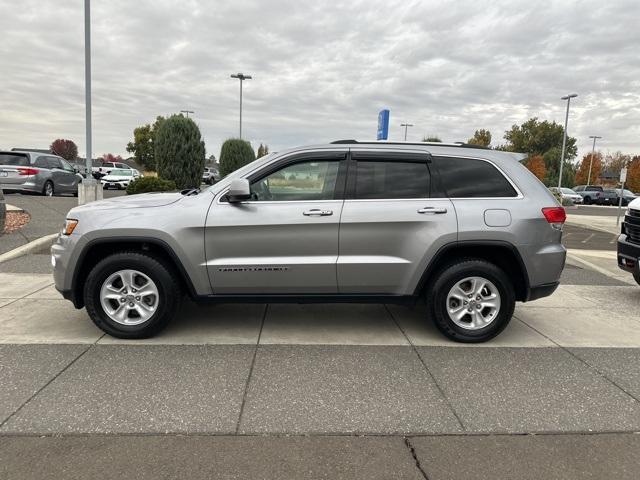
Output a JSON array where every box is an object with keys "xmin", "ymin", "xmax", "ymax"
[
  {"xmin": 543, "ymin": 147, "xmax": 576, "ymax": 187},
  {"xmin": 219, "ymin": 138, "xmax": 256, "ymax": 177},
  {"xmin": 422, "ymin": 136, "xmax": 442, "ymax": 142},
  {"xmin": 126, "ymin": 116, "xmax": 165, "ymax": 171},
  {"xmin": 503, "ymin": 117, "xmax": 577, "ymax": 159},
  {"xmin": 154, "ymin": 114, "xmax": 205, "ymax": 189},
  {"xmin": 257, "ymin": 143, "xmax": 265, "ymax": 158},
  {"xmin": 467, "ymin": 129, "xmax": 491, "ymax": 147}
]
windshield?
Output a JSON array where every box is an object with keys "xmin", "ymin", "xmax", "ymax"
[
  {"xmin": 0, "ymin": 153, "xmax": 29, "ymax": 166},
  {"xmin": 110, "ymin": 169, "xmax": 132, "ymax": 176},
  {"xmin": 560, "ymin": 188, "xmax": 576, "ymax": 194}
]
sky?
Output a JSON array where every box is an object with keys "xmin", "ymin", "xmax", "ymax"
[{"xmin": 0, "ymin": 0, "xmax": 639, "ymax": 161}]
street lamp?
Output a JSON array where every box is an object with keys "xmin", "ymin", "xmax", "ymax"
[
  {"xmin": 230, "ymin": 73, "xmax": 252, "ymax": 139},
  {"xmin": 400, "ymin": 123, "xmax": 414, "ymax": 141},
  {"xmin": 180, "ymin": 110, "xmax": 194, "ymax": 118},
  {"xmin": 84, "ymin": 0, "xmax": 93, "ymax": 185},
  {"xmin": 587, "ymin": 135, "xmax": 602, "ymax": 186},
  {"xmin": 558, "ymin": 93, "xmax": 578, "ymax": 189}
]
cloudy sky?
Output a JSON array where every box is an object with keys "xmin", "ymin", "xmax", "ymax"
[{"xmin": 1, "ymin": 0, "xmax": 638, "ymax": 160}]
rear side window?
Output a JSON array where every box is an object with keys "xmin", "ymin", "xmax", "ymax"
[
  {"xmin": 434, "ymin": 157, "xmax": 517, "ymax": 198},
  {"xmin": 34, "ymin": 157, "xmax": 49, "ymax": 168},
  {"xmin": 355, "ymin": 161, "xmax": 430, "ymax": 199},
  {"xmin": 0, "ymin": 154, "xmax": 29, "ymax": 166}
]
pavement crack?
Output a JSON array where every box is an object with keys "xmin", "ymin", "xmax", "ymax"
[
  {"xmin": 385, "ymin": 305, "xmax": 466, "ymax": 432},
  {"xmin": 0, "ymin": 344, "xmax": 94, "ymax": 429},
  {"xmin": 404, "ymin": 437, "xmax": 430, "ymax": 479},
  {"xmin": 234, "ymin": 303, "xmax": 267, "ymax": 434}
]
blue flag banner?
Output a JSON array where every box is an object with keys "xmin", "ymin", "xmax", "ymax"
[{"xmin": 377, "ymin": 109, "xmax": 390, "ymax": 140}]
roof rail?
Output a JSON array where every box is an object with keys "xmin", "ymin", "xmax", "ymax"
[{"xmin": 330, "ymin": 140, "xmax": 490, "ymax": 150}]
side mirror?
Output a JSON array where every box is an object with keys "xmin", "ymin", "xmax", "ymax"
[{"xmin": 227, "ymin": 178, "xmax": 251, "ymax": 203}]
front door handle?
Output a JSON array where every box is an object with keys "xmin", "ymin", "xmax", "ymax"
[
  {"xmin": 417, "ymin": 207, "xmax": 447, "ymax": 214},
  {"xmin": 303, "ymin": 209, "xmax": 333, "ymax": 216}
]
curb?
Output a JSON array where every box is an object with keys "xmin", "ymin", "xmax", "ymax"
[
  {"xmin": 566, "ymin": 250, "xmax": 636, "ymax": 286},
  {"xmin": 6, "ymin": 204, "xmax": 25, "ymax": 213},
  {"xmin": 0, "ymin": 233, "xmax": 58, "ymax": 264}
]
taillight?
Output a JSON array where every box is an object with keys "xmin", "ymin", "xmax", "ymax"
[
  {"xmin": 542, "ymin": 207, "xmax": 566, "ymax": 224},
  {"xmin": 17, "ymin": 167, "xmax": 39, "ymax": 176}
]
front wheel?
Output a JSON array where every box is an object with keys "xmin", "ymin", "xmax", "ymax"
[
  {"xmin": 428, "ymin": 259, "xmax": 515, "ymax": 343},
  {"xmin": 84, "ymin": 252, "xmax": 181, "ymax": 338},
  {"xmin": 42, "ymin": 181, "xmax": 54, "ymax": 197}
]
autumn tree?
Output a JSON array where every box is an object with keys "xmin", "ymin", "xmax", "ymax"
[
  {"xmin": 100, "ymin": 153, "xmax": 124, "ymax": 164},
  {"xmin": 50, "ymin": 139, "xmax": 78, "ymax": 161},
  {"xmin": 467, "ymin": 129, "xmax": 491, "ymax": 147},
  {"xmin": 626, "ymin": 156, "xmax": 640, "ymax": 193},
  {"xmin": 575, "ymin": 152, "xmax": 603, "ymax": 185},
  {"xmin": 525, "ymin": 155, "xmax": 546, "ymax": 181},
  {"xmin": 603, "ymin": 151, "xmax": 631, "ymax": 179}
]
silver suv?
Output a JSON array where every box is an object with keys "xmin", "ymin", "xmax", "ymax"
[{"xmin": 52, "ymin": 141, "xmax": 567, "ymax": 342}]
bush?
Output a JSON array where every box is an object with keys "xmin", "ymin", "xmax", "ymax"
[
  {"xmin": 219, "ymin": 138, "xmax": 255, "ymax": 177},
  {"xmin": 154, "ymin": 114, "xmax": 206, "ymax": 189},
  {"xmin": 126, "ymin": 176, "xmax": 176, "ymax": 195}
]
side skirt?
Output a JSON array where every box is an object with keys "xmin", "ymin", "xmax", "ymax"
[{"xmin": 191, "ymin": 293, "xmax": 420, "ymax": 306}]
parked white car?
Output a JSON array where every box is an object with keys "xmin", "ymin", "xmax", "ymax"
[
  {"xmin": 101, "ymin": 169, "xmax": 136, "ymax": 190},
  {"xmin": 549, "ymin": 187, "xmax": 583, "ymax": 204}
]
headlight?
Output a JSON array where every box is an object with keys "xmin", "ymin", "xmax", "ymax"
[{"xmin": 63, "ymin": 219, "xmax": 79, "ymax": 235}]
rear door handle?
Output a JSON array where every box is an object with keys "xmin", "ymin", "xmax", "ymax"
[
  {"xmin": 417, "ymin": 207, "xmax": 447, "ymax": 214},
  {"xmin": 303, "ymin": 209, "xmax": 333, "ymax": 216}
]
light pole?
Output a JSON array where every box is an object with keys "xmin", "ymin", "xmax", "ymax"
[
  {"xmin": 230, "ymin": 73, "xmax": 252, "ymax": 138},
  {"xmin": 400, "ymin": 123, "xmax": 413, "ymax": 141},
  {"xmin": 180, "ymin": 110, "xmax": 194, "ymax": 118},
  {"xmin": 558, "ymin": 93, "xmax": 578, "ymax": 189},
  {"xmin": 587, "ymin": 135, "xmax": 602, "ymax": 186},
  {"xmin": 84, "ymin": 0, "xmax": 92, "ymax": 183}
]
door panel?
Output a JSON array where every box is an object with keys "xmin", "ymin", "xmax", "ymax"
[
  {"xmin": 205, "ymin": 200, "xmax": 343, "ymax": 294},
  {"xmin": 338, "ymin": 198, "xmax": 456, "ymax": 294}
]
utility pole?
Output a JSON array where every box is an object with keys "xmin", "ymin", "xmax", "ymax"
[
  {"xmin": 400, "ymin": 123, "xmax": 413, "ymax": 141},
  {"xmin": 587, "ymin": 135, "xmax": 602, "ymax": 185},
  {"xmin": 180, "ymin": 110, "xmax": 194, "ymax": 118},
  {"xmin": 558, "ymin": 93, "xmax": 578, "ymax": 189},
  {"xmin": 230, "ymin": 73, "xmax": 252, "ymax": 138}
]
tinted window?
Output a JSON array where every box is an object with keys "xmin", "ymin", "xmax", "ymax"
[
  {"xmin": 34, "ymin": 156, "xmax": 49, "ymax": 168},
  {"xmin": 355, "ymin": 161, "xmax": 430, "ymax": 199},
  {"xmin": 48, "ymin": 157, "xmax": 63, "ymax": 169},
  {"xmin": 250, "ymin": 160, "xmax": 339, "ymax": 201},
  {"xmin": 586, "ymin": 186, "xmax": 603, "ymax": 191},
  {"xmin": 0, "ymin": 154, "xmax": 29, "ymax": 166},
  {"xmin": 435, "ymin": 157, "xmax": 517, "ymax": 198}
]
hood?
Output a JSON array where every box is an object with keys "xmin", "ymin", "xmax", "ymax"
[
  {"xmin": 628, "ymin": 197, "xmax": 640, "ymax": 210},
  {"xmin": 72, "ymin": 192, "xmax": 183, "ymax": 212}
]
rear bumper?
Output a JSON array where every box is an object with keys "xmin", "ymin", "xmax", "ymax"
[
  {"xmin": 0, "ymin": 181, "xmax": 41, "ymax": 194},
  {"xmin": 617, "ymin": 234, "xmax": 640, "ymax": 275}
]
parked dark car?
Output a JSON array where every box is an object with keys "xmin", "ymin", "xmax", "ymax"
[
  {"xmin": 614, "ymin": 188, "xmax": 637, "ymax": 206},
  {"xmin": 573, "ymin": 185, "xmax": 617, "ymax": 205}
]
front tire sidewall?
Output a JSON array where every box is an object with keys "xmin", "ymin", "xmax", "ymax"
[
  {"xmin": 84, "ymin": 254, "xmax": 179, "ymax": 338},
  {"xmin": 431, "ymin": 261, "xmax": 515, "ymax": 343}
]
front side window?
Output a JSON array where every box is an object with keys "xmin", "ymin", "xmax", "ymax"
[
  {"xmin": 48, "ymin": 157, "xmax": 63, "ymax": 169},
  {"xmin": 250, "ymin": 160, "xmax": 339, "ymax": 201},
  {"xmin": 355, "ymin": 161, "xmax": 430, "ymax": 199},
  {"xmin": 435, "ymin": 157, "xmax": 517, "ymax": 198}
]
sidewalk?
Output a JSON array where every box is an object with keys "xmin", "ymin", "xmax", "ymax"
[{"xmin": 566, "ymin": 212, "xmax": 623, "ymax": 235}]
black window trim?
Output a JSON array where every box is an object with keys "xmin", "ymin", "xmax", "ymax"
[{"xmin": 431, "ymin": 154, "xmax": 523, "ymax": 200}]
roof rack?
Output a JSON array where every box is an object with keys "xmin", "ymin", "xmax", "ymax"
[{"xmin": 330, "ymin": 140, "xmax": 490, "ymax": 150}]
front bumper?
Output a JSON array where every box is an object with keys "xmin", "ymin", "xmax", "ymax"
[{"xmin": 617, "ymin": 234, "xmax": 640, "ymax": 275}]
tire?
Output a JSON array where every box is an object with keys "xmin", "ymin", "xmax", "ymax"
[
  {"xmin": 84, "ymin": 252, "xmax": 182, "ymax": 338},
  {"xmin": 583, "ymin": 196, "xmax": 592, "ymax": 205},
  {"xmin": 42, "ymin": 181, "xmax": 54, "ymax": 197},
  {"xmin": 427, "ymin": 259, "xmax": 516, "ymax": 343}
]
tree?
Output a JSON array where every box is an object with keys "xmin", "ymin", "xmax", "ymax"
[
  {"xmin": 603, "ymin": 151, "xmax": 631, "ymax": 178},
  {"xmin": 100, "ymin": 153, "xmax": 124, "ymax": 164},
  {"xmin": 526, "ymin": 155, "xmax": 546, "ymax": 181},
  {"xmin": 543, "ymin": 147, "xmax": 576, "ymax": 187},
  {"xmin": 257, "ymin": 143, "xmax": 265, "ymax": 158},
  {"xmin": 219, "ymin": 138, "xmax": 256, "ymax": 177},
  {"xmin": 126, "ymin": 116, "xmax": 165, "ymax": 171},
  {"xmin": 467, "ymin": 129, "xmax": 491, "ymax": 147},
  {"xmin": 50, "ymin": 139, "xmax": 78, "ymax": 161},
  {"xmin": 422, "ymin": 136, "xmax": 442, "ymax": 142},
  {"xmin": 575, "ymin": 152, "xmax": 603, "ymax": 185},
  {"xmin": 154, "ymin": 114, "xmax": 206, "ymax": 189},
  {"xmin": 503, "ymin": 117, "xmax": 577, "ymax": 159},
  {"xmin": 626, "ymin": 156, "xmax": 640, "ymax": 193}
]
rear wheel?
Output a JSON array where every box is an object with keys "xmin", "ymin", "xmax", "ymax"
[
  {"xmin": 84, "ymin": 252, "xmax": 181, "ymax": 338},
  {"xmin": 42, "ymin": 181, "xmax": 54, "ymax": 197},
  {"xmin": 428, "ymin": 259, "xmax": 515, "ymax": 343},
  {"xmin": 583, "ymin": 196, "xmax": 592, "ymax": 205}
]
